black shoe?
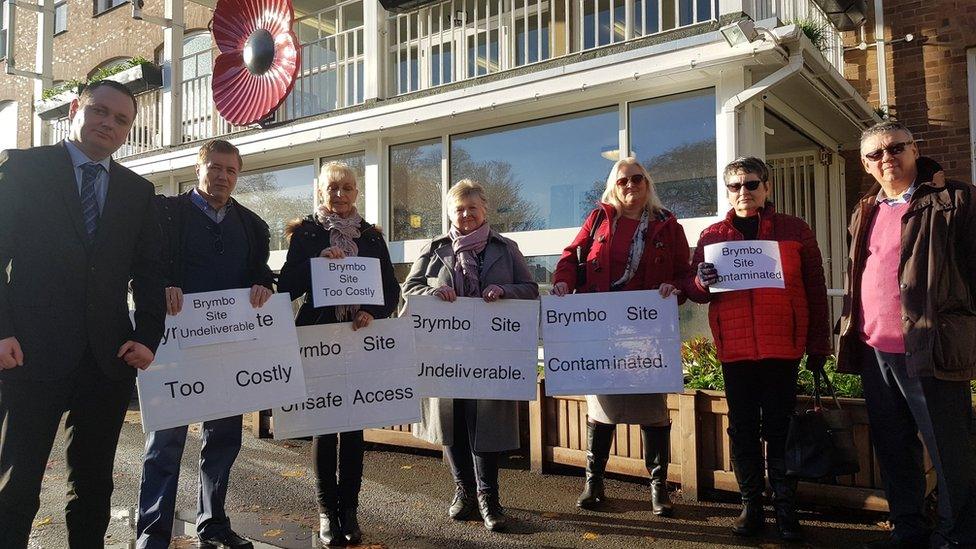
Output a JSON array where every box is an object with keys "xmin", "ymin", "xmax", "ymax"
[
  {"xmin": 577, "ymin": 422, "xmax": 614, "ymax": 510},
  {"xmin": 340, "ymin": 507, "xmax": 362, "ymax": 544},
  {"xmin": 732, "ymin": 501, "xmax": 765, "ymax": 537},
  {"xmin": 730, "ymin": 455, "xmax": 765, "ymax": 537},
  {"xmin": 641, "ymin": 425, "xmax": 674, "ymax": 517},
  {"xmin": 318, "ymin": 511, "xmax": 342, "ymax": 547},
  {"xmin": 448, "ymin": 484, "xmax": 477, "ymax": 520},
  {"xmin": 198, "ymin": 529, "xmax": 254, "ymax": 549},
  {"xmin": 478, "ymin": 491, "xmax": 507, "ymax": 532},
  {"xmin": 774, "ymin": 507, "xmax": 803, "ymax": 541},
  {"xmin": 767, "ymin": 457, "xmax": 801, "ymax": 542}
]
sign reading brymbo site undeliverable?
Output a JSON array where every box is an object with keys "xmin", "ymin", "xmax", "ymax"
[{"xmin": 541, "ymin": 290, "xmax": 684, "ymax": 396}]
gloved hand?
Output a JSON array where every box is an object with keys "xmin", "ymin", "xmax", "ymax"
[
  {"xmin": 696, "ymin": 262, "xmax": 718, "ymax": 287},
  {"xmin": 805, "ymin": 354, "xmax": 829, "ymax": 371}
]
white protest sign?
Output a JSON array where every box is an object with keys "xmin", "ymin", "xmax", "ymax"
[
  {"xmin": 703, "ymin": 240, "xmax": 785, "ymax": 293},
  {"xmin": 407, "ymin": 296, "xmax": 539, "ymax": 401},
  {"xmin": 311, "ymin": 257, "xmax": 384, "ymax": 307},
  {"xmin": 136, "ymin": 294, "xmax": 306, "ymax": 432},
  {"xmin": 541, "ymin": 290, "xmax": 683, "ymax": 396},
  {"xmin": 272, "ymin": 317, "xmax": 421, "ymax": 439},
  {"xmin": 172, "ymin": 288, "xmax": 263, "ymax": 349}
]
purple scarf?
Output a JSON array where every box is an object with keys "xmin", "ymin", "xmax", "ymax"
[
  {"xmin": 449, "ymin": 223, "xmax": 490, "ymax": 298},
  {"xmin": 317, "ymin": 205, "xmax": 363, "ymax": 321}
]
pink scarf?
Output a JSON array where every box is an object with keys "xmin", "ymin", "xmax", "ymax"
[
  {"xmin": 317, "ymin": 205, "xmax": 363, "ymax": 321},
  {"xmin": 449, "ymin": 223, "xmax": 490, "ymax": 298}
]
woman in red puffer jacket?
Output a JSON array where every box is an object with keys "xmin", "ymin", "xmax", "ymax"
[{"xmin": 687, "ymin": 157, "xmax": 831, "ymax": 542}]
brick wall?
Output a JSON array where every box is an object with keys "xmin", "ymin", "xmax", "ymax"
[
  {"xmin": 844, "ymin": 0, "xmax": 976, "ymax": 184},
  {"xmin": 0, "ymin": 0, "xmax": 211, "ymax": 149}
]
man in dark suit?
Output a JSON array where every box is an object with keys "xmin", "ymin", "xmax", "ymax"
[
  {"xmin": 0, "ymin": 80, "xmax": 166, "ymax": 548},
  {"xmin": 136, "ymin": 139, "xmax": 273, "ymax": 549}
]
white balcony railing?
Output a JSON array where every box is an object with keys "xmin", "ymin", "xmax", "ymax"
[{"xmin": 749, "ymin": 0, "xmax": 844, "ymax": 71}]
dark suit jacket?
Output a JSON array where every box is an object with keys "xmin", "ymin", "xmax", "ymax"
[
  {"xmin": 0, "ymin": 142, "xmax": 166, "ymax": 381},
  {"xmin": 154, "ymin": 191, "xmax": 275, "ymax": 291}
]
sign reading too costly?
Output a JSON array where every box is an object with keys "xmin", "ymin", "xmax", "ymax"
[
  {"xmin": 272, "ymin": 317, "xmax": 420, "ymax": 439},
  {"xmin": 407, "ymin": 296, "xmax": 539, "ymax": 401},
  {"xmin": 311, "ymin": 257, "xmax": 384, "ymax": 307},
  {"xmin": 541, "ymin": 290, "xmax": 683, "ymax": 396},
  {"xmin": 703, "ymin": 240, "xmax": 785, "ymax": 293},
  {"xmin": 137, "ymin": 293, "xmax": 306, "ymax": 432}
]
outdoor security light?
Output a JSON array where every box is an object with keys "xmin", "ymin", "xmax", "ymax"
[{"xmin": 720, "ymin": 20, "xmax": 759, "ymax": 47}]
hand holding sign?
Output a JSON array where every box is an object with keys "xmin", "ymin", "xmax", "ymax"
[
  {"xmin": 311, "ymin": 257, "xmax": 383, "ymax": 307},
  {"xmin": 702, "ymin": 240, "xmax": 785, "ymax": 293}
]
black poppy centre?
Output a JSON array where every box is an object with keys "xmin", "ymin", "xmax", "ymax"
[{"xmin": 243, "ymin": 28, "xmax": 275, "ymax": 75}]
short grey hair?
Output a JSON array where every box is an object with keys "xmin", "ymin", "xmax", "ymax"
[
  {"xmin": 447, "ymin": 179, "xmax": 488, "ymax": 207},
  {"xmin": 860, "ymin": 120, "xmax": 914, "ymax": 145},
  {"xmin": 723, "ymin": 156, "xmax": 769, "ymax": 185}
]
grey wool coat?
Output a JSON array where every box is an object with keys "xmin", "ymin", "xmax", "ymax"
[{"xmin": 402, "ymin": 228, "xmax": 539, "ymax": 452}]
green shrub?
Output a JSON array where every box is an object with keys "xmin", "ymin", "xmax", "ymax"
[
  {"xmin": 788, "ymin": 17, "xmax": 830, "ymax": 53},
  {"xmin": 41, "ymin": 56, "xmax": 151, "ymax": 101}
]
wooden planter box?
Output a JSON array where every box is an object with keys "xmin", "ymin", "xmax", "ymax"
[{"xmin": 36, "ymin": 89, "xmax": 78, "ymax": 120}]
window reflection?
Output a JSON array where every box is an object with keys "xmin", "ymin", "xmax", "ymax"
[
  {"xmin": 629, "ymin": 89, "xmax": 717, "ymax": 219},
  {"xmin": 233, "ymin": 163, "xmax": 315, "ymax": 251},
  {"xmin": 391, "ymin": 139, "xmax": 443, "ymax": 241}
]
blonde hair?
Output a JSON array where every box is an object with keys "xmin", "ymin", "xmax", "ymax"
[
  {"xmin": 600, "ymin": 157, "xmax": 663, "ymax": 216},
  {"xmin": 447, "ymin": 179, "xmax": 489, "ymax": 208},
  {"xmin": 316, "ymin": 161, "xmax": 358, "ymax": 204}
]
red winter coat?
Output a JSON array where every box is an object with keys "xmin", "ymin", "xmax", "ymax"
[
  {"xmin": 553, "ymin": 203, "xmax": 691, "ymax": 297},
  {"xmin": 686, "ymin": 203, "xmax": 831, "ymax": 363}
]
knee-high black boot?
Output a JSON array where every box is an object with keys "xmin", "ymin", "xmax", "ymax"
[
  {"xmin": 641, "ymin": 425, "xmax": 674, "ymax": 517},
  {"xmin": 730, "ymin": 455, "xmax": 766, "ymax": 536},
  {"xmin": 767, "ymin": 457, "xmax": 801, "ymax": 541},
  {"xmin": 577, "ymin": 422, "xmax": 615, "ymax": 510},
  {"xmin": 313, "ymin": 435, "xmax": 342, "ymax": 546}
]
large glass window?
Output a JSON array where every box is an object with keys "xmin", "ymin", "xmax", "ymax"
[
  {"xmin": 450, "ymin": 107, "xmax": 618, "ymax": 233},
  {"xmin": 320, "ymin": 151, "xmax": 366, "ymax": 215},
  {"xmin": 629, "ymin": 89, "xmax": 717, "ymax": 218},
  {"xmin": 234, "ymin": 163, "xmax": 316, "ymax": 251},
  {"xmin": 390, "ymin": 139, "xmax": 442, "ymax": 241}
]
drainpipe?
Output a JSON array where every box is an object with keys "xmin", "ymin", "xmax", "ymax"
[{"xmin": 874, "ymin": 0, "xmax": 888, "ymax": 114}]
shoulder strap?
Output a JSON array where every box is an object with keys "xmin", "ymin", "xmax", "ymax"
[{"xmin": 577, "ymin": 208, "xmax": 604, "ymax": 264}]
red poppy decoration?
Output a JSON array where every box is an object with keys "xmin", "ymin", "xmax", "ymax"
[{"xmin": 210, "ymin": 0, "xmax": 300, "ymax": 126}]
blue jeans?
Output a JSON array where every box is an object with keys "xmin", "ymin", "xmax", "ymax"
[{"xmin": 135, "ymin": 415, "xmax": 243, "ymax": 549}]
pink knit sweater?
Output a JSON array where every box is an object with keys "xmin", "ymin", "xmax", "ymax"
[{"xmin": 858, "ymin": 202, "xmax": 909, "ymax": 353}]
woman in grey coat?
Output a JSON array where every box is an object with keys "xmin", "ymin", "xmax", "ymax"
[{"xmin": 403, "ymin": 179, "xmax": 539, "ymax": 532}]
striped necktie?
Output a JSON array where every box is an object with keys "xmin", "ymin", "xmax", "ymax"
[{"xmin": 80, "ymin": 162, "xmax": 102, "ymax": 241}]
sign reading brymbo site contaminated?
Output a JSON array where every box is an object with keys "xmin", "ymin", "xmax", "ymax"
[
  {"xmin": 541, "ymin": 290, "xmax": 683, "ymax": 396},
  {"xmin": 311, "ymin": 257, "xmax": 384, "ymax": 307},
  {"xmin": 703, "ymin": 240, "xmax": 785, "ymax": 293},
  {"xmin": 272, "ymin": 317, "xmax": 420, "ymax": 439},
  {"xmin": 136, "ymin": 294, "xmax": 306, "ymax": 432},
  {"xmin": 407, "ymin": 296, "xmax": 539, "ymax": 401},
  {"xmin": 173, "ymin": 288, "xmax": 263, "ymax": 349}
]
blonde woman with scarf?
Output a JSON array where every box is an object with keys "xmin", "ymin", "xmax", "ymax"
[
  {"xmin": 403, "ymin": 180, "xmax": 539, "ymax": 532},
  {"xmin": 278, "ymin": 162, "xmax": 400, "ymax": 547},
  {"xmin": 551, "ymin": 157, "xmax": 691, "ymax": 516}
]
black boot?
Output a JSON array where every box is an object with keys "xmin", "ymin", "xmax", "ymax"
[
  {"xmin": 641, "ymin": 425, "xmax": 674, "ymax": 517},
  {"xmin": 577, "ymin": 422, "xmax": 615, "ymax": 510},
  {"xmin": 340, "ymin": 506, "xmax": 362, "ymax": 544},
  {"xmin": 731, "ymin": 457, "xmax": 766, "ymax": 536},
  {"xmin": 767, "ymin": 457, "xmax": 802, "ymax": 541},
  {"xmin": 318, "ymin": 510, "xmax": 342, "ymax": 547},
  {"xmin": 477, "ymin": 490, "xmax": 507, "ymax": 532},
  {"xmin": 448, "ymin": 482, "xmax": 477, "ymax": 520}
]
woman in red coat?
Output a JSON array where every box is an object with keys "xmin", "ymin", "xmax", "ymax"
[
  {"xmin": 687, "ymin": 157, "xmax": 831, "ymax": 541},
  {"xmin": 551, "ymin": 157, "xmax": 691, "ymax": 516}
]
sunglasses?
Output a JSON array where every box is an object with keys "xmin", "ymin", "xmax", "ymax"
[
  {"xmin": 209, "ymin": 223, "xmax": 224, "ymax": 255},
  {"xmin": 615, "ymin": 174, "xmax": 645, "ymax": 186},
  {"xmin": 725, "ymin": 180, "xmax": 763, "ymax": 193},
  {"xmin": 863, "ymin": 141, "xmax": 913, "ymax": 161}
]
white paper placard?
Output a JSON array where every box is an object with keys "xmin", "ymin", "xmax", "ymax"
[
  {"xmin": 172, "ymin": 288, "xmax": 263, "ymax": 349},
  {"xmin": 272, "ymin": 317, "xmax": 420, "ymax": 439},
  {"xmin": 703, "ymin": 240, "xmax": 785, "ymax": 293},
  {"xmin": 136, "ymin": 294, "xmax": 306, "ymax": 432},
  {"xmin": 406, "ymin": 296, "xmax": 539, "ymax": 401},
  {"xmin": 541, "ymin": 290, "xmax": 683, "ymax": 396},
  {"xmin": 310, "ymin": 257, "xmax": 384, "ymax": 307}
]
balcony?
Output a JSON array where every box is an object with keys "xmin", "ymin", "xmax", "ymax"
[{"xmin": 43, "ymin": 0, "xmax": 844, "ymax": 158}]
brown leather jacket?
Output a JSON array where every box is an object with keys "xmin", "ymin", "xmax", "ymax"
[{"xmin": 836, "ymin": 157, "xmax": 976, "ymax": 381}]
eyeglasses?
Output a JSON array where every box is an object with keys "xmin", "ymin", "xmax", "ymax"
[
  {"xmin": 863, "ymin": 141, "xmax": 913, "ymax": 161},
  {"xmin": 615, "ymin": 174, "xmax": 645, "ymax": 186},
  {"xmin": 209, "ymin": 223, "xmax": 224, "ymax": 255},
  {"xmin": 725, "ymin": 179, "xmax": 763, "ymax": 193}
]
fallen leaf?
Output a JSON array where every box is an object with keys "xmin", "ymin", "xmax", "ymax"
[
  {"xmin": 263, "ymin": 529, "xmax": 285, "ymax": 537},
  {"xmin": 541, "ymin": 512, "xmax": 559, "ymax": 519},
  {"xmin": 582, "ymin": 532, "xmax": 599, "ymax": 541},
  {"xmin": 400, "ymin": 465, "xmax": 413, "ymax": 469},
  {"xmin": 280, "ymin": 469, "xmax": 306, "ymax": 478},
  {"xmin": 282, "ymin": 442, "xmax": 300, "ymax": 448},
  {"xmin": 33, "ymin": 516, "xmax": 53, "ymax": 528}
]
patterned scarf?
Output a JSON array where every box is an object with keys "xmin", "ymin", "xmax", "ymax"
[
  {"xmin": 610, "ymin": 208, "xmax": 650, "ymax": 290},
  {"xmin": 449, "ymin": 223, "xmax": 491, "ymax": 298},
  {"xmin": 317, "ymin": 204, "xmax": 363, "ymax": 321}
]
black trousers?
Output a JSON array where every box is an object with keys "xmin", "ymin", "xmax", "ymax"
[
  {"xmin": 443, "ymin": 399, "xmax": 499, "ymax": 494},
  {"xmin": 313, "ymin": 430, "xmax": 364, "ymax": 512},
  {"xmin": 722, "ymin": 359, "xmax": 800, "ymax": 467},
  {"xmin": 0, "ymin": 349, "xmax": 134, "ymax": 549}
]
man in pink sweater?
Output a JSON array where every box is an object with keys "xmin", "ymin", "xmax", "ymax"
[{"xmin": 836, "ymin": 121, "xmax": 976, "ymax": 549}]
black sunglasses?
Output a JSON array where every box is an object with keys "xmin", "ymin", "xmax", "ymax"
[
  {"xmin": 726, "ymin": 179, "xmax": 763, "ymax": 193},
  {"xmin": 863, "ymin": 141, "xmax": 913, "ymax": 161},
  {"xmin": 209, "ymin": 223, "xmax": 224, "ymax": 255},
  {"xmin": 615, "ymin": 174, "xmax": 645, "ymax": 186}
]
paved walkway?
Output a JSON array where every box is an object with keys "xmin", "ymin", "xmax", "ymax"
[{"xmin": 27, "ymin": 411, "xmax": 890, "ymax": 548}]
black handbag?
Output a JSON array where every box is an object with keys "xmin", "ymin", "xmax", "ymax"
[
  {"xmin": 785, "ymin": 368, "xmax": 860, "ymax": 479},
  {"xmin": 575, "ymin": 209, "xmax": 604, "ymax": 288}
]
